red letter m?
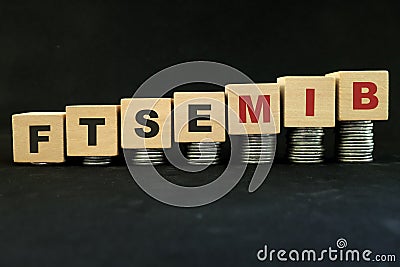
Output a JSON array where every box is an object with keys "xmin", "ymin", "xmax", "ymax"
[{"xmin": 239, "ymin": 95, "xmax": 271, "ymax": 123}]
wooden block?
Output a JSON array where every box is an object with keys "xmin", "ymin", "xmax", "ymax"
[
  {"xmin": 278, "ymin": 76, "xmax": 335, "ymax": 127},
  {"xmin": 174, "ymin": 92, "xmax": 225, "ymax": 142},
  {"xmin": 226, "ymin": 83, "xmax": 280, "ymax": 134},
  {"xmin": 12, "ymin": 112, "xmax": 65, "ymax": 163},
  {"xmin": 66, "ymin": 105, "xmax": 120, "ymax": 156},
  {"xmin": 121, "ymin": 98, "xmax": 172, "ymax": 149},
  {"xmin": 326, "ymin": 71, "xmax": 389, "ymax": 121}
]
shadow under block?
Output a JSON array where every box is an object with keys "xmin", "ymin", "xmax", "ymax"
[
  {"xmin": 174, "ymin": 92, "xmax": 226, "ymax": 142},
  {"xmin": 12, "ymin": 112, "xmax": 66, "ymax": 163},
  {"xmin": 121, "ymin": 98, "xmax": 172, "ymax": 149},
  {"xmin": 226, "ymin": 83, "xmax": 280, "ymax": 135},
  {"xmin": 278, "ymin": 76, "xmax": 335, "ymax": 127},
  {"xmin": 326, "ymin": 71, "xmax": 389, "ymax": 121},
  {"xmin": 66, "ymin": 105, "xmax": 120, "ymax": 156}
]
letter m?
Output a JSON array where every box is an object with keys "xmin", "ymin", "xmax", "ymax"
[{"xmin": 239, "ymin": 95, "xmax": 271, "ymax": 123}]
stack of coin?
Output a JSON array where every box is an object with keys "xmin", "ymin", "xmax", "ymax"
[
  {"xmin": 337, "ymin": 121, "xmax": 374, "ymax": 163},
  {"xmin": 83, "ymin": 156, "xmax": 112, "ymax": 166},
  {"xmin": 187, "ymin": 142, "xmax": 221, "ymax": 165},
  {"xmin": 286, "ymin": 127, "xmax": 325, "ymax": 163},
  {"xmin": 241, "ymin": 134, "xmax": 275, "ymax": 164},
  {"xmin": 132, "ymin": 148, "xmax": 166, "ymax": 165}
]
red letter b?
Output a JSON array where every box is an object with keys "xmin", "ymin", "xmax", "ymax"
[{"xmin": 353, "ymin": 82, "xmax": 379, "ymax": 110}]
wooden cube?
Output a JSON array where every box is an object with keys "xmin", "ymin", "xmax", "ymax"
[
  {"xmin": 226, "ymin": 83, "xmax": 280, "ymax": 134},
  {"xmin": 66, "ymin": 105, "xmax": 120, "ymax": 156},
  {"xmin": 121, "ymin": 98, "xmax": 172, "ymax": 149},
  {"xmin": 278, "ymin": 76, "xmax": 335, "ymax": 127},
  {"xmin": 326, "ymin": 71, "xmax": 389, "ymax": 121},
  {"xmin": 174, "ymin": 92, "xmax": 225, "ymax": 142},
  {"xmin": 12, "ymin": 112, "xmax": 66, "ymax": 163}
]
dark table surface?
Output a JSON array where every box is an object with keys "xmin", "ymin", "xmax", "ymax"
[{"xmin": 0, "ymin": 133, "xmax": 399, "ymax": 267}]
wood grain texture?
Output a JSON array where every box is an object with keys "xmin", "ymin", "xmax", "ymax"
[
  {"xmin": 12, "ymin": 112, "xmax": 65, "ymax": 163},
  {"xmin": 174, "ymin": 92, "xmax": 226, "ymax": 142},
  {"xmin": 121, "ymin": 98, "xmax": 172, "ymax": 148},
  {"xmin": 278, "ymin": 76, "xmax": 335, "ymax": 127},
  {"xmin": 66, "ymin": 105, "xmax": 120, "ymax": 156},
  {"xmin": 326, "ymin": 71, "xmax": 389, "ymax": 121},
  {"xmin": 226, "ymin": 83, "xmax": 280, "ymax": 134}
]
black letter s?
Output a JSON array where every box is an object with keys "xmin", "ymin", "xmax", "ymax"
[{"xmin": 135, "ymin": 110, "xmax": 160, "ymax": 138}]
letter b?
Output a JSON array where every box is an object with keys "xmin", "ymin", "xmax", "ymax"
[{"xmin": 353, "ymin": 82, "xmax": 379, "ymax": 110}]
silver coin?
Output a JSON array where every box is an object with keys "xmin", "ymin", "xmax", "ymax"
[
  {"xmin": 339, "ymin": 156, "xmax": 373, "ymax": 159},
  {"xmin": 338, "ymin": 143, "xmax": 374, "ymax": 147},
  {"xmin": 338, "ymin": 153, "xmax": 373, "ymax": 157},
  {"xmin": 289, "ymin": 134, "xmax": 324, "ymax": 137},
  {"xmin": 290, "ymin": 128, "xmax": 324, "ymax": 132},
  {"xmin": 289, "ymin": 142, "xmax": 323, "ymax": 146},
  {"xmin": 339, "ymin": 141, "xmax": 374, "ymax": 144},
  {"xmin": 338, "ymin": 150, "xmax": 374, "ymax": 153},
  {"xmin": 289, "ymin": 137, "xmax": 324, "ymax": 140},
  {"xmin": 133, "ymin": 161, "xmax": 165, "ymax": 165},
  {"xmin": 337, "ymin": 149, "xmax": 373, "ymax": 153},
  {"xmin": 340, "ymin": 120, "xmax": 372, "ymax": 124},
  {"xmin": 31, "ymin": 162, "xmax": 49, "ymax": 166},
  {"xmin": 288, "ymin": 153, "xmax": 324, "ymax": 156},
  {"xmin": 340, "ymin": 132, "xmax": 374, "ymax": 137},
  {"xmin": 338, "ymin": 158, "xmax": 373, "ymax": 163},
  {"xmin": 289, "ymin": 159, "xmax": 324, "ymax": 163},
  {"xmin": 340, "ymin": 126, "xmax": 373, "ymax": 129},
  {"xmin": 339, "ymin": 141, "xmax": 374, "ymax": 145}
]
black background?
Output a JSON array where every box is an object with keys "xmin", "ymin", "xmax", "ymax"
[
  {"xmin": 1, "ymin": 1, "xmax": 400, "ymax": 266},
  {"xmin": 1, "ymin": 0, "xmax": 400, "ymax": 159}
]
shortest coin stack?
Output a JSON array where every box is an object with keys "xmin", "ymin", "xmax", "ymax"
[
  {"xmin": 287, "ymin": 127, "xmax": 325, "ymax": 163},
  {"xmin": 242, "ymin": 134, "xmax": 275, "ymax": 164},
  {"xmin": 337, "ymin": 121, "xmax": 374, "ymax": 163},
  {"xmin": 187, "ymin": 142, "xmax": 221, "ymax": 165},
  {"xmin": 132, "ymin": 148, "xmax": 166, "ymax": 165}
]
